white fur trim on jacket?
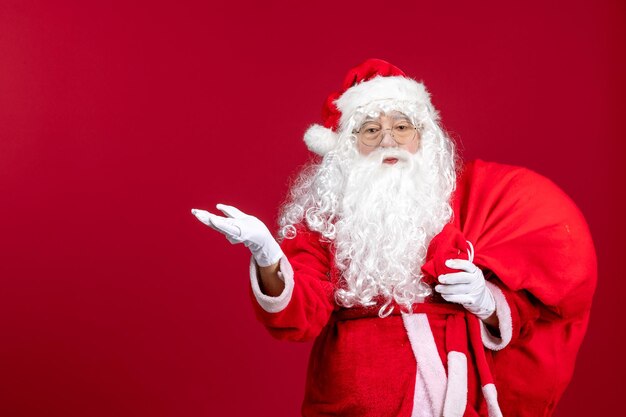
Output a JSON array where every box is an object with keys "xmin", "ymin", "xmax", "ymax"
[
  {"xmin": 443, "ymin": 351, "xmax": 468, "ymax": 417},
  {"xmin": 335, "ymin": 76, "xmax": 431, "ymax": 127},
  {"xmin": 482, "ymin": 383, "xmax": 504, "ymax": 417},
  {"xmin": 412, "ymin": 363, "xmax": 435, "ymax": 417},
  {"xmin": 303, "ymin": 124, "xmax": 339, "ymax": 156},
  {"xmin": 249, "ymin": 255, "xmax": 294, "ymax": 313},
  {"xmin": 402, "ymin": 313, "xmax": 447, "ymax": 417},
  {"xmin": 480, "ymin": 281, "xmax": 513, "ymax": 350}
]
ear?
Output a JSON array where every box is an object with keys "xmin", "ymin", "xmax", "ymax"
[{"xmin": 303, "ymin": 124, "xmax": 339, "ymax": 156}]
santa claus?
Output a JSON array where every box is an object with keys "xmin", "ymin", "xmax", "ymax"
[{"xmin": 192, "ymin": 59, "xmax": 596, "ymax": 417}]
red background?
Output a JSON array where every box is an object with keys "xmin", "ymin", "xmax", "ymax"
[{"xmin": 1, "ymin": 1, "xmax": 624, "ymax": 416}]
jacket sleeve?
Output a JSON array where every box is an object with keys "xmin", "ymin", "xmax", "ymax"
[
  {"xmin": 248, "ymin": 226, "xmax": 337, "ymax": 342},
  {"xmin": 480, "ymin": 272, "xmax": 540, "ymax": 351}
]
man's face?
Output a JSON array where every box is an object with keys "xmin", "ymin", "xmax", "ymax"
[{"xmin": 355, "ymin": 111, "xmax": 421, "ymax": 162}]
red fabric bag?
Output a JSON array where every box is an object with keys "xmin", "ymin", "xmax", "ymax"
[
  {"xmin": 447, "ymin": 160, "xmax": 597, "ymax": 415},
  {"xmin": 421, "ymin": 223, "xmax": 472, "ymax": 285}
]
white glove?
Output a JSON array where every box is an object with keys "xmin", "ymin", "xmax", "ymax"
[
  {"xmin": 434, "ymin": 259, "xmax": 496, "ymax": 320},
  {"xmin": 191, "ymin": 204, "xmax": 284, "ymax": 267}
]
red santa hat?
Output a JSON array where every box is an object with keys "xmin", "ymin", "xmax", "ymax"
[{"xmin": 304, "ymin": 58, "xmax": 437, "ymax": 156}]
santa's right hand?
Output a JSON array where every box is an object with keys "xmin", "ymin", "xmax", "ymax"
[{"xmin": 191, "ymin": 204, "xmax": 283, "ymax": 267}]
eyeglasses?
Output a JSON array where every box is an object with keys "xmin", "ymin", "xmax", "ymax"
[{"xmin": 354, "ymin": 121, "xmax": 419, "ymax": 147}]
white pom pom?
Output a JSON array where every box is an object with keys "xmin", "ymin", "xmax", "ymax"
[{"xmin": 303, "ymin": 124, "xmax": 339, "ymax": 156}]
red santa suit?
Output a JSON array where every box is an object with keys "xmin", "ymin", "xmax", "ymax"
[{"xmin": 248, "ymin": 160, "xmax": 596, "ymax": 417}]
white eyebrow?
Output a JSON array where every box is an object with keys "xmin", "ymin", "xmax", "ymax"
[
  {"xmin": 359, "ymin": 113, "xmax": 412, "ymax": 127},
  {"xmin": 363, "ymin": 113, "xmax": 410, "ymax": 121},
  {"xmin": 389, "ymin": 112, "xmax": 411, "ymax": 121}
]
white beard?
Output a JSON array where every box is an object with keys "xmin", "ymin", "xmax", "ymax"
[
  {"xmin": 333, "ymin": 147, "xmax": 453, "ymax": 316},
  {"xmin": 277, "ymin": 111, "xmax": 457, "ymax": 316}
]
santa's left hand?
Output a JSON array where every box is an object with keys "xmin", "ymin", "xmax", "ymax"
[{"xmin": 435, "ymin": 259, "xmax": 496, "ymax": 321}]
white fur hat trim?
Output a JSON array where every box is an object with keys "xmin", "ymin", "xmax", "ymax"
[
  {"xmin": 335, "ymin": 75, "xmax": 430, "ymax": 128},
  {"xmin": 303, "ymin": 75, "xmax": 431, "ymax": 156}
]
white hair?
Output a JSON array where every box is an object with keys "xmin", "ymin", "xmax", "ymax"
[{"xmin": 278, "ymin": 101, "xmax": 458, "ymax": 316}]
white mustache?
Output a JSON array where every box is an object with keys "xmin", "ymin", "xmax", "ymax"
[{"xmin": 367, "ymin": 148, "xmax": 413, "ymax": 163}]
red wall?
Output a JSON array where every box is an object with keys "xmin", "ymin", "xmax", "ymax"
[{"xmin": 1, "ymin": 1, "xmax": 624, "ymax": 416}]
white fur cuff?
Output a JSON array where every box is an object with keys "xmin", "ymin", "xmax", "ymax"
[
  {"xmin": 480, "ymin": 281, "xmax": 513, "ymax": 350},
  {"xmin": 249, "ymin": 254, "xmax": 295, "ymax": 313}
]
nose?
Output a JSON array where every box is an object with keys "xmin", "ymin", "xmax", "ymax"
[{"xmin": 379, "ymin": 129, "xmax": 396, "ymax": 147}]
